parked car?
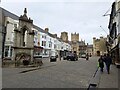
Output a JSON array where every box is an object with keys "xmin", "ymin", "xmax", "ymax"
[
  {"xmin": 50, "ymin": 50, "xmax": 58, "ymax": 62},
  {"xmin": 67, "ymin": 53, "xmax": 78, "ymax": 61},
  {"xmin": 81, "ymin": 54, "xmax": 86, "ymax": 58},
  {"xmin": 63, "ymin": 56, "xmax": 67, "ymax": 60}
]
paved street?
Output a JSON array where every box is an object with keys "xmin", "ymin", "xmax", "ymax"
[
  {"xmin": 2, "ymin": 57, "xmax": 98, "ymax": 88},
  {"xmin": 2, "ymin": 56, "xmax": 119, "ymax": 88}
]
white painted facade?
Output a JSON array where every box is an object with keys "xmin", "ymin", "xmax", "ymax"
[
  {"xmin": 3, "ymin": 8, "xmax": 72, "ymax": 59},
  {"xmin": 4, "ymin": 17, "xmax": 18, "ymax": 58}
]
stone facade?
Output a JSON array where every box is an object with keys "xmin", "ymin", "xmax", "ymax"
[
  {"xmin": 60, "ymin": 32, "xmax": 68, "ymax": 42},
  {"xmin": 71, "ymin": 32, "xmax": 79, "ymax": 42},
  {"xmin": 71, "ymin": 32, "xmax": 86, "ymax": 56},
  {"xmin": 71, "ymin": 33, "xmax": 79, "ymax": 55},
  {"xmin": 86, "ymin": 44, "xmax": 93, "ymax": 56},
  {"xmin": 93, "ymin": 37, "xmax": 107, "ymax": 56},
  {"xmin": 12, "ymin": 8, "xmax": 34, "ymax": 65}
]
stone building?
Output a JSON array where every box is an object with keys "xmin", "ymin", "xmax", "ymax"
[
  {"xmin": 71, "ymin": 33, "xmax": 86, "ymax": 56},
  {"xmin": 12, "ymin": 8, "xmax": 34, "ymax": 66},
  {"xmin": 71, "ymin": 41, "xmax": 79, "ymax": 55},
  {"xmin": 78, "ymin": 40, "xmax": 86, "ymax": 57},
  {"xmin": 93, "ymin": 37, "xmax": 107, "ymax": 56},
  {"xmin": 71, "ymin": 33, "xmax": 79, "ymax": 55},
  {"xmin": 86, "ymin": 44, "xmax": 93, "ymax": 56},
  {"xmin": 108, "ymin": 0, "xmax": 120, "ymax": 66},
  {"xmin": 60, "ymin": 32, "xmax": 68, "ymax": 42},
  {"xmin": 71, "ymin": 32, "xmax": 79, "ymax": 41}
]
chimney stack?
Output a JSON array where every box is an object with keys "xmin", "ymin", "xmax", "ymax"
[{"xmin": 45, "ymin": 28, "xmax": 49, "ymax": 32}]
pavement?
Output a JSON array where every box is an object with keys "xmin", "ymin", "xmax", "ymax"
[{"xmin": 98, "ymin": 64, "xmax": 119, "ymax": 89}]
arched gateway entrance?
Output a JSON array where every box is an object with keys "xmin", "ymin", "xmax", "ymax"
[
  {"xmin": 12, "ymin": 8, "xmax": 34, "ymax": 66},
  {"xmin": 97, "ymin": 51, "xmax": 100, "ymax": 56}
]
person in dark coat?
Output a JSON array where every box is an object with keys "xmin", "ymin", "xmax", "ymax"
[
  {"xmin": 86, "ymin": 53, "xmax": 89, "ymax": 60},
  {"xmin": 104, "ymin": 54, "xmax": 112, "ymax": 74},
  {"xmin": 98, "ymin": 55, "xmax": 104, "ymax": 72}
]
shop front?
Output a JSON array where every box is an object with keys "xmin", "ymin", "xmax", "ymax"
[
  {"xmin": 34, "ymin": 46, "xmax": 43, "ymax": 56},
  {"xmin": 110, "ymin": 44, "xmax": 120, "ymax": 67}
]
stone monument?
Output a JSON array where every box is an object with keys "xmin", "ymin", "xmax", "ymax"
[{"xmin": 12, "ymin": 8, "xmax": 34, "ymax": 66}]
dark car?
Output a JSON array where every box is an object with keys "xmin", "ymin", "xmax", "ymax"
[
  {"xmin": 63, "ymin": 52, "xmax": 69, "ymax": 60},
  {"xmin": 67, "ymin": 53, "xmax": 78, "ymax": 61},
  {"xmin": 50, "ymin": 56, "xmax": 57, "ymax": 62}
]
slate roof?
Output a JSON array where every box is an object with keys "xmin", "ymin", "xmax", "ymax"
[
  {"xmin": 33, "ymin": 25, "xmax": 46, "ymax": 33},
  {"xmin": 1, "ymin": 7, "xmax": 19, "ymax": 20}
]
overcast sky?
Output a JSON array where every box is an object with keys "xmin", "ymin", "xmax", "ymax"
[{"xmin": 0, "ymin": 0, "xmax": 115, "ymax": 44}]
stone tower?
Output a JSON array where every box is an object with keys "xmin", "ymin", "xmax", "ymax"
[
  {"xmin": 71, "ymin": 32, "xmax": 79, "ymax": 42},
  {"xmin": 13, "ymin": 8, "xmax": 34, "ymax": 66},
  {"xmin": 60, "ymin": 32, "xmax": 68, "ymax": 42},
  {"xmin": 93, "ymin": 37, "xmax": 107, "ymax": 56}
]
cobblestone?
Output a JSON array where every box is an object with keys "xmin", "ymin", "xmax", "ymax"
[{"xmin": 3, "ymin": 56, "xmax": 118, "ymax": 88}]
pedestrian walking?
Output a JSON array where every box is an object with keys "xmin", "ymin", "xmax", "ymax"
[
  {"xmin": 59, "ymin": 52, "xmax": 62, "ymax": 61},
  {"xmin": 104, "ymin": 54, "xmax": 112, "ymax": 74},
  {"xmin": 60, "ymin": 55, "xmax": 61, "ymax": 61},
  {"xmin": 98, "ymin": 55, "xmax": 104, "ymax": 72},
  {"xmin": 86, "ymin": 53, "xmax": 89, "ymax": 60}
]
